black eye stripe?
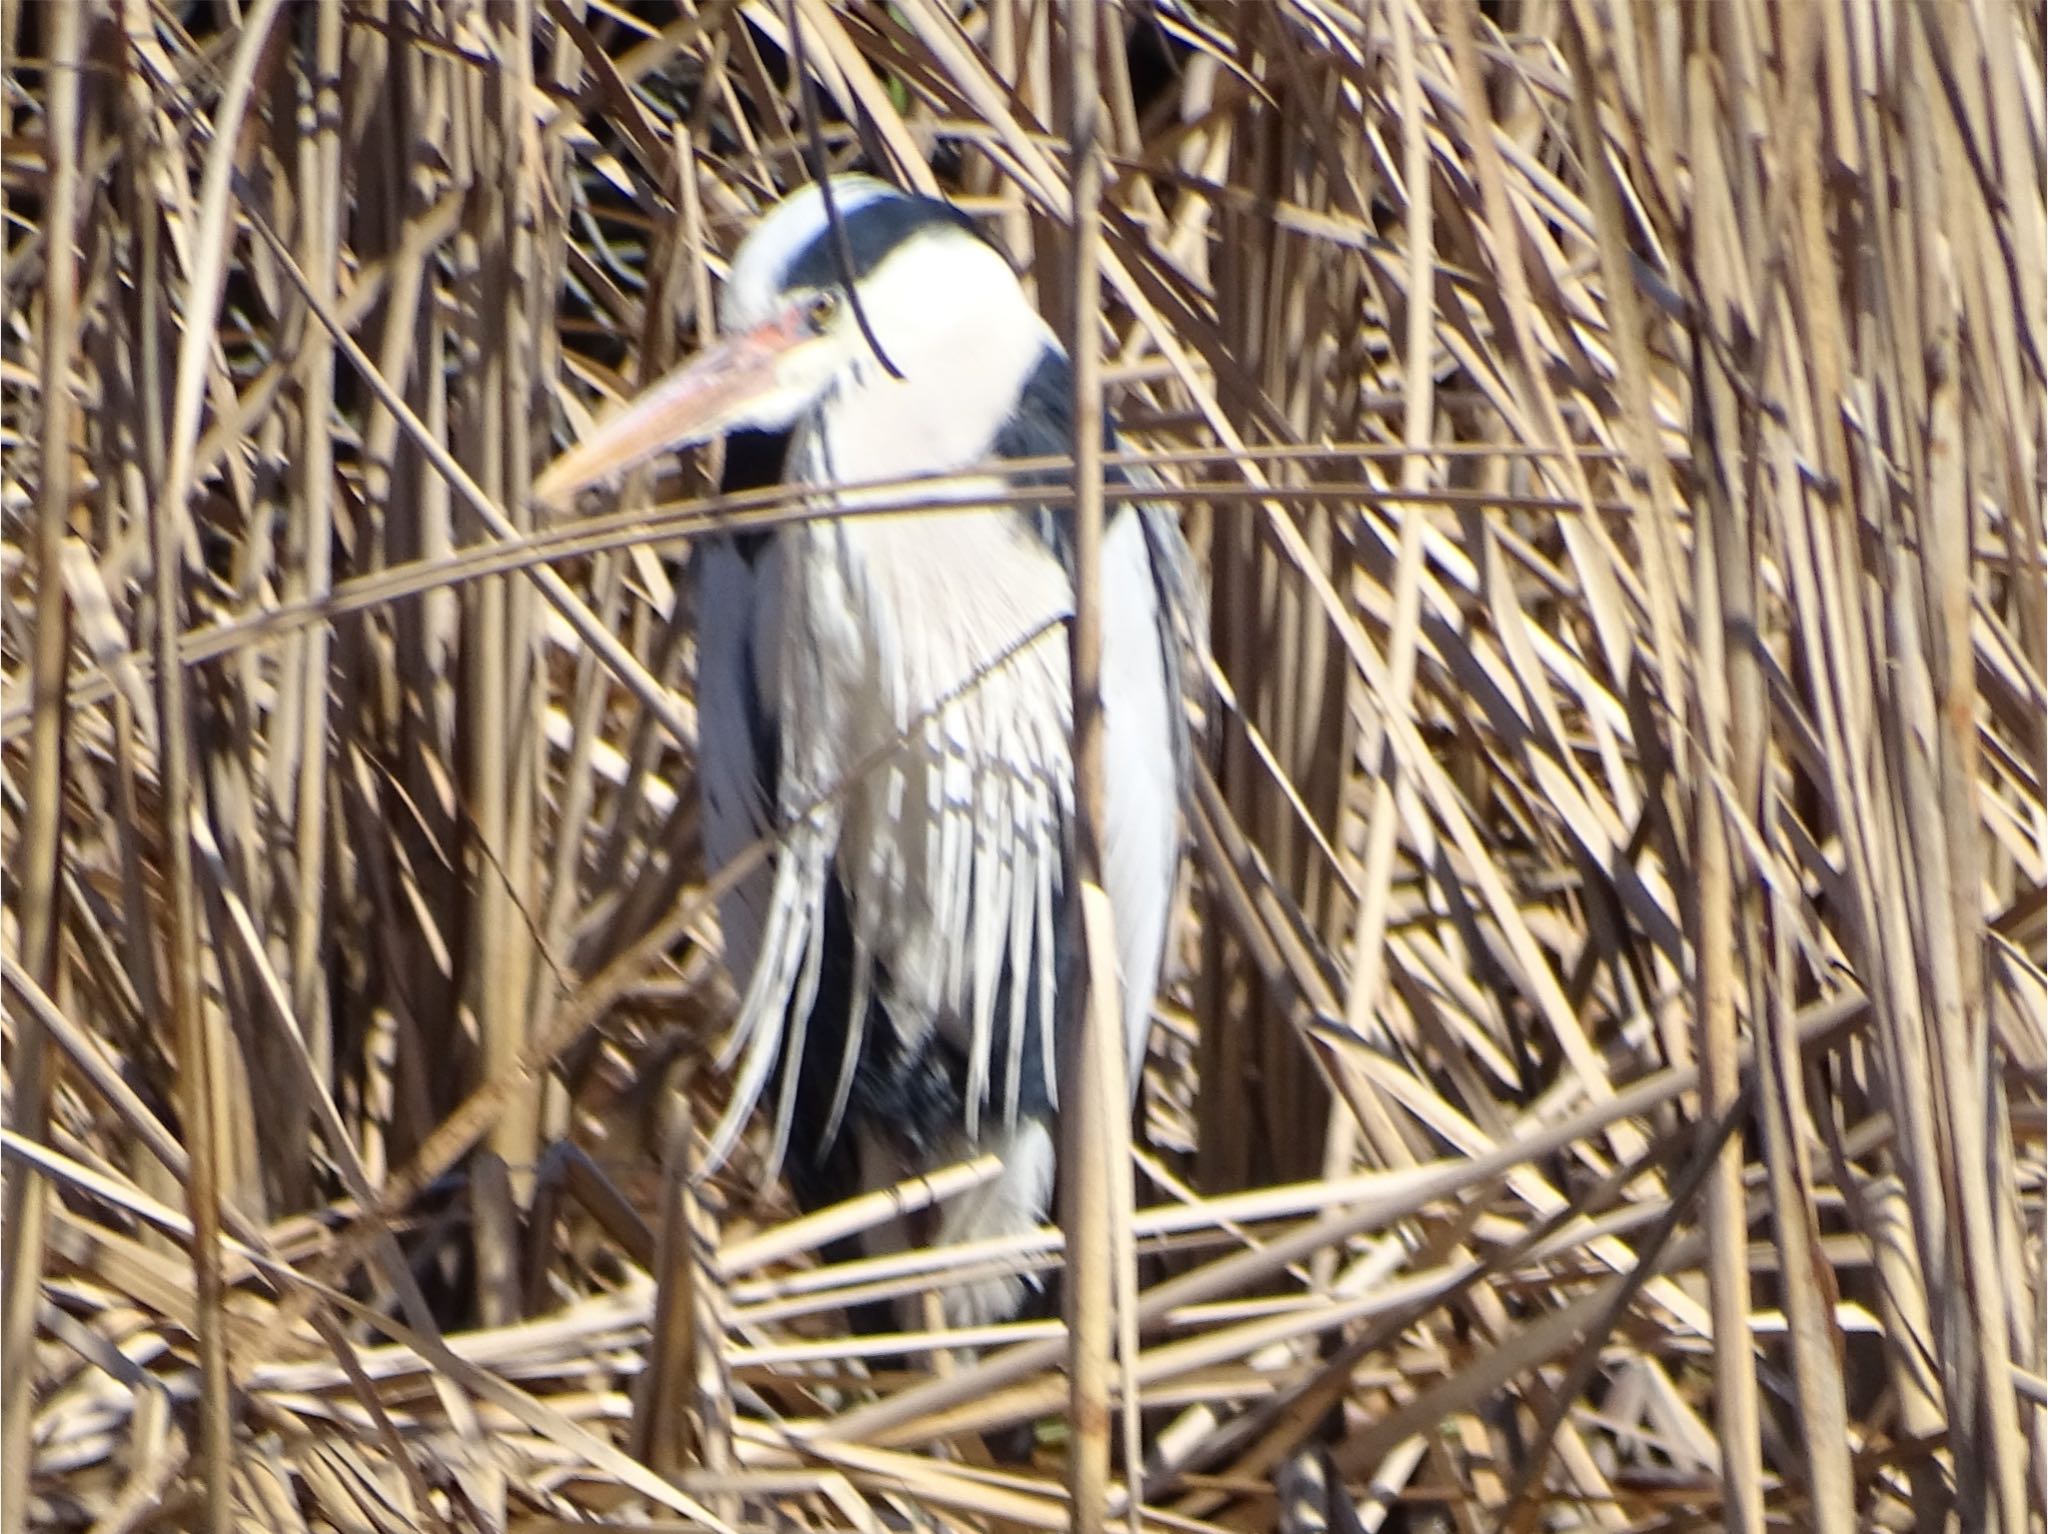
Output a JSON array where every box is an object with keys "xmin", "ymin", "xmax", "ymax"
[{"xmin": 779, "ymin": 194, "xmax": 989, "ymax": 292}]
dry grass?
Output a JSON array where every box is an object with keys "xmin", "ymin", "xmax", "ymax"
[{"xmin": 3, "ymin": 2, "xmax": 2043, "ymax": 1530}]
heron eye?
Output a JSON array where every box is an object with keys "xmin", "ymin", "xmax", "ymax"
[{"xmin": 803, "ymin": 289, "xmax": 842, "ymax": 334}]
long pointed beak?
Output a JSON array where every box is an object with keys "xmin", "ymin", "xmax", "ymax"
[{"xmin": 534, "ymin": 310, "xmax": 810, "ymax": 507}]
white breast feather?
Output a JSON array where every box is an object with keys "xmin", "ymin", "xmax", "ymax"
[
  {"xmin": 703, "ymin": 503, "xmax": 1083, "ymax": 1168},
  {"xmin": 844, "ymin": 511, "xmax": 1075, "ymax": 1137}
]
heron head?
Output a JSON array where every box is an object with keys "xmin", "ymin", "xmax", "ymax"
[{"xmin": 536, "ymin": 175, "xmax": 1042, "ymax": 505}]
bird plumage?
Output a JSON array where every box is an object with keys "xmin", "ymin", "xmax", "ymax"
[{"xmin": 540, "ymin": 176, "xmax": 1200, "ymax": 1329}]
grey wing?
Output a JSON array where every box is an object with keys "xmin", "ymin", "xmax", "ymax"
[
  {"xmin": 697, "ymin": 530, "xmax": 845, "ymax": 1173},
  {"xmin": 1098, "ymin": 500, "xmax": 1198, "ymax": 1092},
  {"xmin": 989, "ymin": 349, "xmax": 1204, "ymax": 1097},
  {"xmin": 696, "ymin": 535, "xmax": 781, "ymax": 1022},
  {"xmin": 1135, "ymin": 496, "xmax": 1206, "ymax": 784}
]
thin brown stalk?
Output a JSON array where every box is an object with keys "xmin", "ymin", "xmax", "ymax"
[
  {"xmin": 1671, "ymin": 21, "xmax": 1771, "ymax": 1534},
  {"xmin": 1, "ymin": 6, "xmax": 82, "ymax": 1523},
  {"xmin": 1063, "ymin": 2, "xmax": 1120, "ymax": 1527},
  {"xmin": 140, "ymin": 5, "xmax": 295, "ymax": 1524},
  {"xmin": 275, "ymin": 0, "xmax": 346, "ymax": 1216}
]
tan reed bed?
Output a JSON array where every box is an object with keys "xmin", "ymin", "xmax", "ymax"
[{"xmin": 2, "ymin": 3, "xmax": 2041, "ymax": 1530}]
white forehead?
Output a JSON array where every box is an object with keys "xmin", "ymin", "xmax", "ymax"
[{"xmin": 719, "ymin": 175, "xmax": 898, "ymax": 329}]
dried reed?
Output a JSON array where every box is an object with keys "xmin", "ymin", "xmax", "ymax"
[{"xmin": 2, "ymin": 3, "xmax": 2041, "ymax": 1531}]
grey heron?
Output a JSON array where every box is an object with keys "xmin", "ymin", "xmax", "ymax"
[{"xmin": 537, "ymin": 175, "xmax": 1199, "ymax": 1330}]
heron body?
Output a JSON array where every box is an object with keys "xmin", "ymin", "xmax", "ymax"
[{"xmin": 538, "ymin": 177, "xmax": 1198, "ymax": 1329}]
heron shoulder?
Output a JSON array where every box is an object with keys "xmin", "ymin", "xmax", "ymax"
[{"xmin": 987, "ymin": 345, "xmax": 1138, "ymax": 572}]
